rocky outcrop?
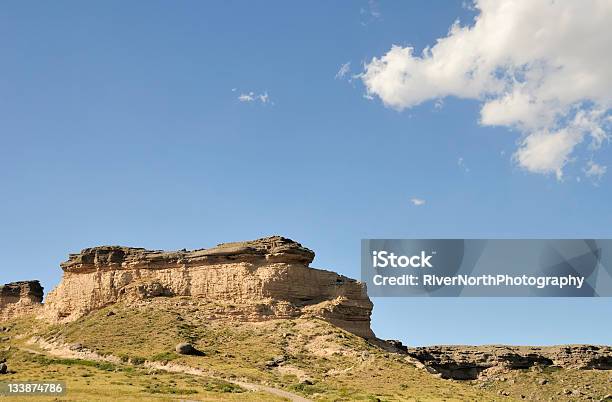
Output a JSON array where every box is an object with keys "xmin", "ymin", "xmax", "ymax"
[
  {"xmin": 407, "ymin": 345, "xmax": 612, "ymax": 380},
  {"xmin": 549, "ymin": 345, "xmax": 612, "ymax": 369},
  {"xmin": 0, "ymin": 281, "xmax": 44, "ymax": 321},
  {"xmin": 6, "ymin": 235, "xmax": 611, "ymax": 371},
  {"xmin": 59, "ymin": 236, "xmax": 316, "ymax": 273},
  {"xmin": 44, "ymin": 236, "xmax": 374, "ymax": 338}
]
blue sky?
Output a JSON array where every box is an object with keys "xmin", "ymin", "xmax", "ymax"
[{"xmin": 1, "ymin": 1, "xmax": 610, "ymax": 346}]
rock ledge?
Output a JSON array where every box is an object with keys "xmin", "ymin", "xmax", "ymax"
[
  {"xmin": 60, "ymin": 236, "xmax": 315, "ymax": 273},
  {"xmin": 407, "ymin": 345, "xmax": 612, "ymax": 380}
]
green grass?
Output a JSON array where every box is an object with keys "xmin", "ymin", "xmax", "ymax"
[
  {"xmin": 288, "ymin": 382, "xmax": 325, "ymax": 395},
  {"xmin": 27, "ymin": 354, "xmax": 119, "ymax": 371},
  {"xmin": 148, "ymin": 351, "xmax": 179, "ymax": 362}
]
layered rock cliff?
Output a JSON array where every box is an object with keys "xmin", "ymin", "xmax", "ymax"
[
  {"xmin": 0, "ymin": 281, "xmax": 43, "ymax": 321},
  {"xmin": 44, "ymin": 236, "xmax": 374, "ymax": 338},
  {"xmin": 407, "ymin": 345, "xmax": 612, "ymax": 380},
  {"xmin": 4, "ymin": 236, "xmax": 611, "ymax": 382}
]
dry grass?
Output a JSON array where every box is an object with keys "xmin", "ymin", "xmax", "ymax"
[
  {"xmin": 1, "ymin": 299, "xmax": 610, "ymax": 401},
  {"xmin": 0, "ymin": 314, "xmax": 283, "ymax": 401}
]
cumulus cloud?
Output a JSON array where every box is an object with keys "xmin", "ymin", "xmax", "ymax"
[
  {"xmin": 410, "ymin": 197, "xmax": 426, "ymax": 206},
  {"xmin": 361, "ymin": 0, "xmax": 612, "ymax": 179}
]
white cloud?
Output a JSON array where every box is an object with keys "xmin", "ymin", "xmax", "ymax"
[
  {"xmin": 410, "ymin": 197, "xmax": 426, "ymax": 206},
  {"xmin": 335, "ymin": 62, "xmax": 351, "ymax": 80},
  {"xmin": 237, "ymin": 90, "xmax": 272, "ymax": 105},
  {"xmin": 258, "ymin": 92, "xmax": 269, "ymax": 104},
  {"xmin": 584, "ymin": 161, "xmax": 607, "ymax": 180},
  {"xmin": 361, "ymin": 0, "xmax": 612, "ymax": 179},
  {"xmin": 513, "ymin": 126, "xmax": 582, "ymax": 180},
  {"xmin": 461, "ymin": 0, "xmax": 476, "ymax": 11},
  {"xmin": 458, "ymin": 157, "xmax": 470, "ymax": 172},
  {"xmin": 238, "ymin": 92, "xmax": 255, "ymax": 102},
  {"xmin": 360, "ymin": 0, "xmax": 382, "ymax": 26},
  {"xmin": 367, "ymin": 0, "xmax": 381, "ymax": 19}
]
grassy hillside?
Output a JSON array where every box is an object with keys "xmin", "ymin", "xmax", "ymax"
[{"xmin": 1, "ymin": 298, "xmax": 610, "ymax": 401}]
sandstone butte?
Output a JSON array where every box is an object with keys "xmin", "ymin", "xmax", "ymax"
[
  {"xmin": 1, "ymin": 235, "xmax": 610, "ymax": 380},
  {"xmin": 1, "ymin": 236, "xmax": 374, "ymax": 338}
]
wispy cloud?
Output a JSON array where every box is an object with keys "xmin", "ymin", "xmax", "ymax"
[
  {"xmin": 584, "ymin": 161, "xmax": 607, "ymax": 181},
  {"xmin": 360, "ymin": 0, "xmax": 382, "ymax": 25},
  {"xmin": 236, "ymin": 90, "xmax": 272, "ymax": 105},
  {"xmin": 238, "ymin": 92, "xmax": 255, "ymax": 102},
  {"xmin": 335, "ymin": 62, "xmax": 351, "ymax": 80},
  {"xmin": 367, "ymin": 0, "xmax": 381, "ymax": 19},
  {"xmin": 410, "ymin": 197, "xmax": 426, "ymax": 206},
  {"xmin": 458, "ymin": 157, "xmax": 470, "ymax": 173},
  {"xmin": 258, "ymin": 92, "xmax": 270, "ymax": 104}
]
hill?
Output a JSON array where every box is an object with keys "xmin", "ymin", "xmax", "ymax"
[{"xmin": 0, "ymin": 236, "xmax": 610, "ymax": 401}]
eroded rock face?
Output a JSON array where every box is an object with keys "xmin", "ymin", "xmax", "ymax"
[
  {"xmin": 549, "ymin": 345, "xmax": 612, "ymax": 370},
  {"xmin": 44, "ymin": 236, "xmax": 374, "ymax": 338},
  {"xmin": 407, "ymin": 345, "xmax": 612, "ymax": 380},
  {"xmin": 59, "ymin": 236, "xmax": 316, "ymax": 273},
  {"xmin": 0, "ymin": 281, "xmax": 44, "ymax": 321}
]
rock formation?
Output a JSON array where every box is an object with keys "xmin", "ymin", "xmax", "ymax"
[
  {"xmin": 43, "ymin": 236, "xmax": 374, "ymax": 338},
  {"xmin": 3, "ymin": 235, "xmax": 611, "ymax": 382},
  {"xmin": 407, "ymin": 345, "xmax": 612, "ymax": 380},
  {"xmin": 0, "ymin": 281, "xmax": 43, "ymax": 321}
]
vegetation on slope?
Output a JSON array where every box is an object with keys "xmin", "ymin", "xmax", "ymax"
[{"xmin": 1, "ymin": 299, "xmax": 611, "ymax": 401}]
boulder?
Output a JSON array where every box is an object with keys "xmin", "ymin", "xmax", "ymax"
[
  {"xmin": 175, "ymin": 343, "xmax": 204, "ymax": 356},
  {"xmin": 265, "ymin": 355, "xmax": 286, "ymax": 368}
]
